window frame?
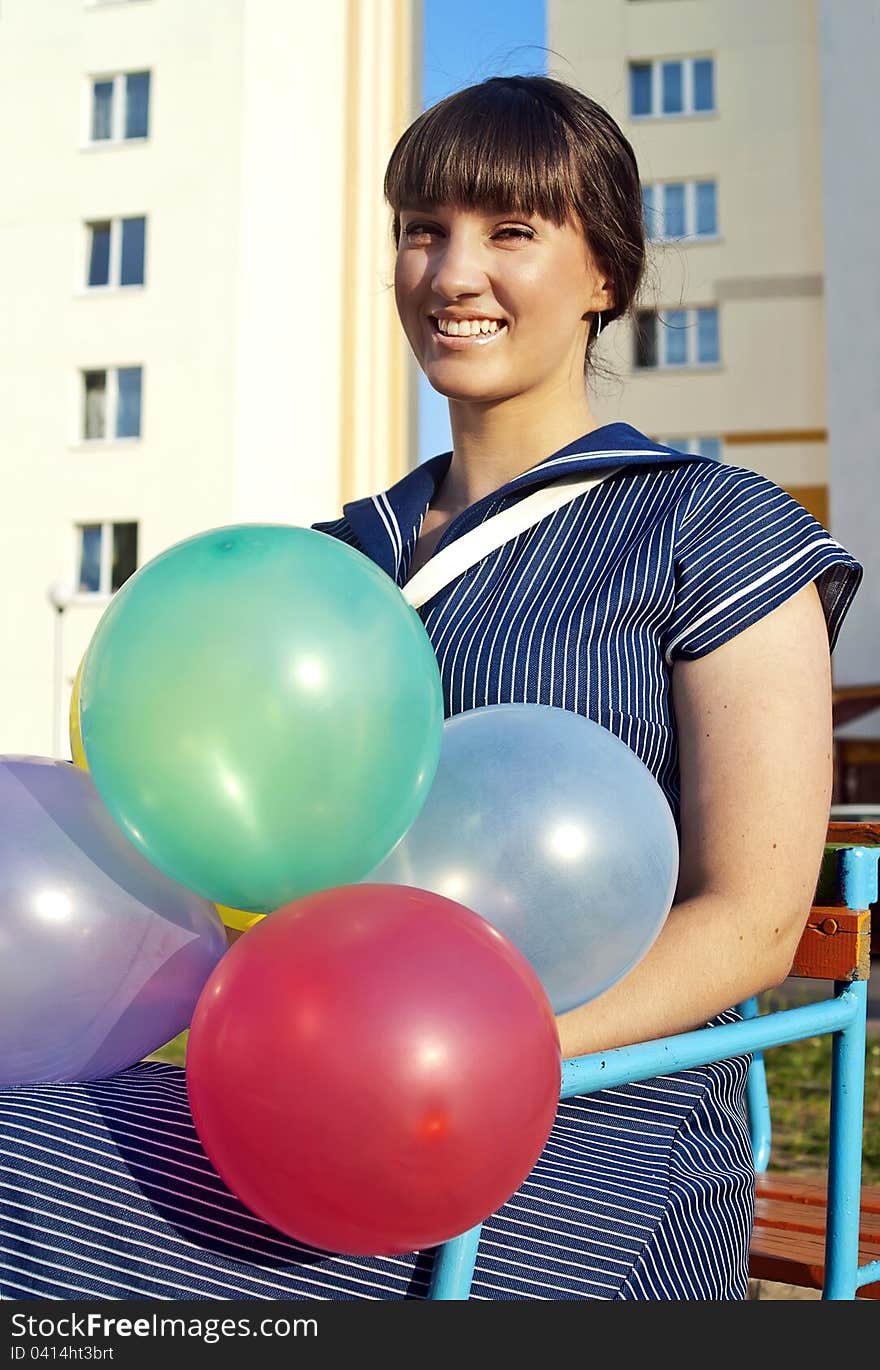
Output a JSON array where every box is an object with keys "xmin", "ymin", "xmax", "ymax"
[
  {"xmin": 79, "ymin": 365, "xmax": 143, "ymax": 442},
  {"xmin": 74, "ymin": 521, "xmax": 139, "ymax": 599},
  {"xmin": 84, "ymin": 70, "xmax": 151, "ymax": 146},
  {"xmin": 84, "ymin": 215, "xmax": 147, "ymax": 290},
  {"xmin": 633, "ymin": 306, "xmax": 721, "ymax": 371},
  {"xmin": 642, "ymin": 180, "xmax": 719, "ymax": 242},
  {"xmin": 629, "ymin": 56, "xmax": 716, "ymax": 120}
]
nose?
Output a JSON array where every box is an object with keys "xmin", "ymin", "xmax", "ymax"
[{"xmin": 430, "ymin": 228, "xmax": 488, "ymax": 301}]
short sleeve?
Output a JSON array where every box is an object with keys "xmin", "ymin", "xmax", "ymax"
[{"xmin": 664, "ymin": 464, "xmax": 863, "ymax": 664}]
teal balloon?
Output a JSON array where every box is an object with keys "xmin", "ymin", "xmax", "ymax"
[{"xmin": 79, "ymin": 524, "xmax": 444, "ymax": 912}]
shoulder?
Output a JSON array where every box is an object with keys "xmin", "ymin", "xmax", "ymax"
[
  {"xmin": 596, "ymin": 455, "xmax": 750, "ymax": 508},
  {"xmin": 662, "ymin": 460, "xmax": 851, "ymax": 563},
  {"xmin": 611, "ymin": 458, "xmax": 801, "ymax": 525},
  {"xmin": 674, "ymin": 459, "xmax": 804, "ymax": 516},
  {"xmin": 663, "ymin": 461, "xmax": 861, "ymax": 663},
  {"xmin": 585, "ymin": 457, "xmax": 765, "ymax": 536}
]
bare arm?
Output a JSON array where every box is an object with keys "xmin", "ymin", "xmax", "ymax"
[{"xmin": 555, "ymin": 582, "xmax": 833, "ymax": 1060}]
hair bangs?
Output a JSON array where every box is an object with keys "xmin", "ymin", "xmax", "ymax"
[{"xmin": 384, "ymin": 83, "xmax": 580, "ymax": 242}]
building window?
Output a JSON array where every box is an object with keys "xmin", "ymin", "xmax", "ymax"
[
  {"xmin": 86, "ymin": 216, "xmax": 146, "ymax": 287},
  {"xmin": 664, "ymin": 436, "xmax": 723, "ymax": 462},
  {"xmin": 642, "ymin": 181, "xmax": 718, "ymax": 241},
  {"xmin": 82, "ymin": 366, "xmax": 143, "ymax": 439},
  {"xmin": 89, "ymin": 71, "xmax": 151, "ymax": 143},
  {"xmin": 634, "ymin": 307, "xmax": 720, "ymax": 369},
  {"xmin": 629, "ymin": 58, "xmax": 715, "ymax": 118},
  {"xmin": 77, "ymin": 522, "xmax": 139, "ymax": 595}
]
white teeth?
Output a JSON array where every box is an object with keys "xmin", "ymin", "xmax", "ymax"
[{"xmin": 436, "ymin": 318, "xmax": 502, "ymax": 336}]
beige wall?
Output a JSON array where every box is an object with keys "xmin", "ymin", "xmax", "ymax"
[
  {"xmin": 818, "ymin": 0, "xmax": 880, "ymax": 691},
  {"xmin": 0, "ymin": 0, "xmax": 419, "ymax": 757},
  {"xmin": 548, "ymin": 0, "xmax": 828, "ymax": 497}
]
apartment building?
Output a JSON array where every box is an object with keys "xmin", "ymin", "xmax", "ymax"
[
  {"xmin": 0, "ymin": 0, "xmax": 420, "ymax": 756},
  {"xmin": 547, "ymin": 0, "xmax": 880, "ymax": 797},
  {"xmin": 548, "ymin": 0, "xmax": 831, "ymax": 520}
]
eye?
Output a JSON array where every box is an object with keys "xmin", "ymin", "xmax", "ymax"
[
  {"xmin": 402, "ymin": 223, "xmax": 435, "ymax": 241},
  {"xmin": 402, "ymin": 224, "xmax": 534, "ymax": 243}
]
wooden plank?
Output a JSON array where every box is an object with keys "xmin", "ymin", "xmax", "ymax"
[
  {"xmin": 749, "ymin": 1230, "xmax": 826, "ymax": 1289},
  {"xmin": 789, "ymin": 907, "xmax": 871, "ymax": 980},
  {"xmin": 754, "ymin": 1197, "xmax": 880, "ymax": 1245},
  {"xmin": 749, "ymin": 1227, "xmax": 880, "ymax": 1297},
  {"xmin": 825, "ymin": 821, "xmax": 880, "ymax": 847},
  {"xmin": 750, "ymin": 1177, "xmax": 880, "ymax": 1297},
  {"xmin": 755, "ymin": 1173, "xmax": 880, "ymax": 1215}
]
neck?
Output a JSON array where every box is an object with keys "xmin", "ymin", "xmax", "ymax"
[{"xmin": 437, "ymin": 391, "xmax": 605, "ymax": 512}]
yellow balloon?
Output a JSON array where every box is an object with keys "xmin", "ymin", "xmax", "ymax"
[
  {"xmin": 69, "ymin": 656, "xmax": 88, "ymax": 770},
  {"xmin": 215, "ymin": 905, "xmax": 265, "ymax": 933}
]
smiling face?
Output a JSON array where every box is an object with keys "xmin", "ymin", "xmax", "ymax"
[{"xmin": 394, "ymin": 202, "xmax": 614, "ymax": 408}]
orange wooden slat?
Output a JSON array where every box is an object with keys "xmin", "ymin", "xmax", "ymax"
[
  {"xmin": 789, "ymin": 907, "xmax": 871, "ymax": 980},
  {"xmin": 825, "ymin": 821, "xmax": 880, "ymax": 847},
  {"xmin": 755, "ymin": 1174, "xmax": 880, "ymax": 1215},
  {"xmin": 749, "ymin": 1227, "xmax": 880, "ymax": 1297},
  {"xmin": 750, "ymin": 1177, "xmax": 880, "ymax": 1297},
  {"xmin": 754, "ymin": 1197, "xmax": 880, "ymax": 1245}
]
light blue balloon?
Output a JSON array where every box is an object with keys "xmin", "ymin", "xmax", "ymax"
[{"xmin": 364, "ymin": 705, "xmax": 679, "ymax": 1013}]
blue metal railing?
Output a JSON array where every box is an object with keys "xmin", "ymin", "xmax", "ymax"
[{"xmin": 427, "ymin": 844, "xmax": 879, "ymax": 1301}]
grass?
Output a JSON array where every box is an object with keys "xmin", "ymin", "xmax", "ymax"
[
  {"xmin": 149, "ymin": 999, "xmax": 880, "ymax": 1184},
  {"xmin": 756, "ymin": 990, "xmax": 880, "ymax": 1182}
]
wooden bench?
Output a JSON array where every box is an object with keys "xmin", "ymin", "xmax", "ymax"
[
  {"xmin": 745, "ymin": 821, "xmax": 880, "ymax": 1297},
  {"xmin": 751, "ymin": 1174, "xmax": 880, "ymax": 1296},
  {"xmin": 430, "ymin": 821, "xmax": 880, "ymax": 1300}
]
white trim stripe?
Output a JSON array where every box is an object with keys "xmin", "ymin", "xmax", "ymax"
[{"xmin": 665, "ymin": 537, "xmax": 843, "ymax": 661}]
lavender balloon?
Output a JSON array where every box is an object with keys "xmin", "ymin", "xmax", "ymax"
[
  {"xmin": 0, "ymin": 756, "xmax": 227, "ymax": 1086},
  {"xmin": 364, "ymin": 705, "xmax": 679, "ymax": 1014}
]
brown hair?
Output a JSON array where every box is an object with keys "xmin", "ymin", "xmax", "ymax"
[{"xmin": 383, "ymin": 75, "xmax": 646, "ymax": 372}]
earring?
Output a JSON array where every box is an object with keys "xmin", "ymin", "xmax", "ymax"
[{"xmin": 595, "ymin": 311, "xmax": 603, "ymax": 338}]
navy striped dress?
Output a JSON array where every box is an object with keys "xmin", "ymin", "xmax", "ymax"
[{"xmin": 1, "ymin": 423, "xmax": 862, "ymax": 1301}]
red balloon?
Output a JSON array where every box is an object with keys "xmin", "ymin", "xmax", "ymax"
[{"xmin": 186, "ymin": 884, "xmax": 561, "ymax": 1255}]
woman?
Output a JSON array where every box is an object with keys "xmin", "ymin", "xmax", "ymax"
[{"xmin": 1, "ymin": 76, "xmax": 862, "ymax": 1300}]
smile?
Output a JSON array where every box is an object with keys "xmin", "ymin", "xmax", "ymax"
[{"xmin": 427, "ymin": 318, "xmax": 508, "ymax": 350}]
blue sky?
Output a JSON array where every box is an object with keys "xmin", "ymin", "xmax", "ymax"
[{"xmin": 416, "ymin": 0, "xmax": 547, "ymax": 463}]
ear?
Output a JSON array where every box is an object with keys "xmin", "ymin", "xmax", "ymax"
[
  {"xmin": 583, "ymin": 266, "xmax": 614, "ymax": 320},
  {"xmin": 592, "ymin": 263, "xmax": 615, "ymax": 315}
]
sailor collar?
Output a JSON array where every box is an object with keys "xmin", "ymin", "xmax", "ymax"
[{"xmin": 341, "ymin": 421, "xmax": 714, "ymax": 582}]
